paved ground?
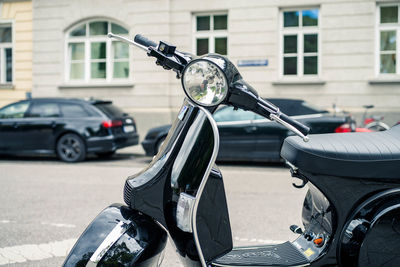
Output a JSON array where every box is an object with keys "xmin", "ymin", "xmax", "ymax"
[{"xmin": 0, "ymin": 146, "xmax": 307, "ymax": 266}]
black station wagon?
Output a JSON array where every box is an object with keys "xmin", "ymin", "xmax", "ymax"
[
  {"xmin": 142, "ymin": 98, "xmax": 348, "ymax": 162},
  {"xmin": 0, "ymin": 98, "xmax": 139, "ymax": 162}
]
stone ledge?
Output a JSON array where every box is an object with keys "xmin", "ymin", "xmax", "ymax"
[
  {"xmin": 272, "ymin": 80, "xmax": 326, "ymax": 86},
  {"xmin": 58, "ymin": 83, "xmax": 134, "ymax": 89}
]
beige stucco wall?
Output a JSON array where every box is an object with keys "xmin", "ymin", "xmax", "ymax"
[{"xmin": 0, "ymin": 0, "xmax": 32, "ymax": 108}]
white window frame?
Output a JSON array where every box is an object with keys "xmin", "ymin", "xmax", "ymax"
[
  {"xmin": 375, "ymin": 3, "xmax": 400, "ymax": 76},
  {"xmin": 279, "ymin": 8, "xmax": 321, "ymax": 79},
  {"xmin": 0, "ymin": 21, "xmax": 14, "ymax": 84},
  {"xmin": 65, "ymin": 19, "xmax": 131, "ymax": 84},
  {"xmin": 192, "ymin": 12, "xmax": 228, "ymax": 56}
]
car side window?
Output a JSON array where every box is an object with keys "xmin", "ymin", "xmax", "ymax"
[
  {"xmin": 60, "ymin": 103, "xmax": 90, "ymax": 118},
  {"xmin": 213, "ymin": 107, "xmax": 256, "ymax": 122},
  {"xmin": 27, "ymin": 102, "xmax": 60, "ymax": 118},
  {"xmin": 0, "ymin": 101, "xmax": 30, "ymax": 119}
]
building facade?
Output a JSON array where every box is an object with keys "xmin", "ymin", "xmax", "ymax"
[
  {"xmin": 32, "ymin": 0, "xmax": 400, "ymax": 138},
  {"xmin": 0, "ymin": 0, "xmax": 32, "ymax": 108}
]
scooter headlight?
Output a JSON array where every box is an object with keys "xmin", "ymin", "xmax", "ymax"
[{"xmin": 182, "ymin": 59, "xmax": 228, "ymax": 107}]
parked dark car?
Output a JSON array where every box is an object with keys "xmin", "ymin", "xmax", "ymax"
[
  {"xmin": 0, "ymin": 98, "xmax": 139, "ymax": 162},
  {"xmin": 142, "ymin": 98, "xmax": 348, "ymax": 162}
]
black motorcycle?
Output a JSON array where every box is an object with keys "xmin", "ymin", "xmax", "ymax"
[{"xmin": 63, "ymin": 33, "xmax": 400, "ymax": 267}]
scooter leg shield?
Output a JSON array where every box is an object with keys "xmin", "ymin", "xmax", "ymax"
[{"xmin": 63, "ymin": 203, "xmax": 167, "ymax": 267}]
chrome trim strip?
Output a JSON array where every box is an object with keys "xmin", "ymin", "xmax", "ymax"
[
  {"xmin": 86, "ymin": 221, "xmax": 130, "ymax": 266},
  {"xmin": 190, "ymin": 103, "xmax": 220, "ymax": 267},
  {"xmin": 212, "ymin": 262, "xmax": 310, "ymax": 267}
]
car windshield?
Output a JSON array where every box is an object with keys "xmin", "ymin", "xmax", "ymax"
[{"xmin": 94, "ymin": 102, "xmax": 126, "ymax": 118}]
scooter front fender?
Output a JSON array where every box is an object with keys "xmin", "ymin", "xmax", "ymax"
[{"xmin": 63, "ymin": 203, "xmax": 167, "ymax": 267}]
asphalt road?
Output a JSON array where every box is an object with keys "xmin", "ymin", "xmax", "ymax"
[{"xmin": 0, "ymin": 147, "xmax": 307, "ymax": 266}]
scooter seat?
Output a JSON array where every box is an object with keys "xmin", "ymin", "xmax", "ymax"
[{"xmin": 281, "ymin": 125, "xmax": 400, "ymax": 179}]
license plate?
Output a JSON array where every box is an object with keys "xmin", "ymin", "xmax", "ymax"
[{"xmin": 123, "ymin": 125, "xmax": 134, "ymax": 133}]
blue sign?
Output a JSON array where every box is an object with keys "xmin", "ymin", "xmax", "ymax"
[{"xmin": 237, "ymin": 59, "xmax": 268, "ymax": 67}]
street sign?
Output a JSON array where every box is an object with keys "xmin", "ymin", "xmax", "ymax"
[{"xmin": 237, "ymin": 59, "xmax": 268, "ymax": 67}]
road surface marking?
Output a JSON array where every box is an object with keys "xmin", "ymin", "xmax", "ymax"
[
  {"xmin": 0, "ymin": 220, "xmax": 10, "ymax": 224},
  {"xmin": 0, "ymin": 239, "xmax": 76, "ymax": 265},
  {"xmin": 41, "ymin": 222, "xmax": 76, "ymax": 228},
  {"xmin": 234, "ymin": 237, "xmax": 283, "ymax": 244}
]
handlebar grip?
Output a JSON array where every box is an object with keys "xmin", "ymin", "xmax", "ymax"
[
  {"xmin": 280, "ymin": 113, "xmax": 310, "ymax": 136},
  {"xmin": 134, "ymin": 34, "xmax": 157, "ymax": 48}
]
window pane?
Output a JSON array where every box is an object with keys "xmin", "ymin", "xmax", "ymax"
[
  {"xmin": 6, "ymin": 48, "xmax": 12, "ymax": 82},
  {"xmin": 284, "ymin": 11, "xmax": 299, "ymax": 27},
  {"xmin": 113, "ymin": 42, "xmax": 129, "ymax": 59},
  {"xmin": 304, "ymin": 56, "xmax": 318, "ymax": 75},
  {"xmin": 197, "ymin": 16, "xmax": 210, "ymax": 31},
  {"xmin": 284, "ymin": 35, "xmax": 297, "ymax": 53},
  {"xmin": 29, "ymin": 103, "xmax": 60, "ymax": 118},
  {"xmin": 214, "ymin": 107, "xmax": 255, "ymax": 122},
  {"xmin": 89, "ymin": 21, "xmax": 108, "ymax": 36},
  {"xmin": 70, "ymin": 43, "xmax": 84, "ymax": 60},
  {"xmin": 111, "ymin": 23, "xmax": 128, "ymax": 34},
  {"xmin": 304, "ymin": 34, "xmax": 318, "ymax": 53},
  {"xmin": 381, "ymin": 6, "xmax": 398, "ymax": 23},
  {"xmin": 113, "ymin": 62, "xmax": 129, "ymax": 78},
  {"xmin": 214, "ymin": 15, "xmax": 227, "ymax": 30},
  {"xmin": 70, "ymin": 63, "xmax": 84, "ymax": 79},
  {"xmin": 215, "ymin": 37, "xmax": 227, "ymax": 55},
  {"xmin": 91, "ymin": 62, "xmax": 106, "ymax": 78},
  {"xmin": 380, "ymin": 54, "xmax": 396, "ymax": 73},
  {"xmin": 70, "ymin": 24, "xmax": 86, "ymax": 37},
  {"xmin": 284, "ymin": 57, "xmax": 297, "ymax": 75},
  {"xmin": 196, "ymin": 38, "xmax": 208, "ymax": 55},
  {"xmin": 0, "ymin": 101, "xmax": 29, "ymax": 119},
  {"xmin": 60, "ymin": 103, "xmax": 89, "ymax": 118},
  {"xmin": 91, "ymin": 42, "xmax": 106, "ymax": 59},
  {"xmin": 302, "ymin": 9, "xmax": 318, "ymax": 26},
  {"xmin": 380, "ymin": 31, "xmax": 396, "ymax": 51},
  {"xmin": 0, "ymin": 26, "xmax": 11, "ymax": 43}
]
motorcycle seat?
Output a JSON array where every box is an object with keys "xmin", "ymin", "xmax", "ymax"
[{"xmin": 281, "ymin": 125, "xmax": 400, "ymax": 179}]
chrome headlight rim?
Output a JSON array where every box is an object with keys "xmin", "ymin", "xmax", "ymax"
[{"xmin": 181, "ymin": 58, "xmax": 229, "ymax": 107}]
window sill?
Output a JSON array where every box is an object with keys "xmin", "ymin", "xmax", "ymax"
[
  {"xmin": 272, "ymin": 79, "xmax": 326, "ymax": 86},
  {"xmin": 58, "ymin": 83, "xmax": 134, "ymax": 89},
  {"xmin": 0, "ymin": 83, "xmax": 14, "ymax": 90},
  {"xmin": 369, "ymin": 77, "xmax": 400, "ymax": 84}
]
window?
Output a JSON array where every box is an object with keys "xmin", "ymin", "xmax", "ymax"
[
  {"xmin": 28, "ymin": 103, "xmax": 60, "ymax": 118},
  {"xmin": 193, "ymin": 13, "xmax": 228, "ymax": 56},
  {"xmin": 0, "ymin": 101, "xmax": 29, "ymax": 119},
  {"xmin": 66, "ymin": 20, "xmax": 130, "ymax": 82},
  {"xmin": 214, "ymin": 107, "xmax": 255, "ymax": 122},
  {"xmin": 377, "ymin": 4, "xmax": 400, "ymax": 74},
  {"xmin": 60, "ymin": 103, "xmax": 90, "ymax": 117},
  {"xmin": 0, "ymin": 23, "xmax": 13, "ymax": 83},
  {"xmin": 280, "ymin": 8, "xmax": 319, "ymax": 77}
]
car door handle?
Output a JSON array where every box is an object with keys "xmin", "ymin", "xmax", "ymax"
[
  {"xmin": 244, "ymin": 126, "xmax": 257, "ymax": 133},
  {"xmin": 51, "ymin": 121, "xmax": 57, "ymax": 128},
  {"xmin": 13, "ymin": 123, "xmax": 18, "ymax": 129}
]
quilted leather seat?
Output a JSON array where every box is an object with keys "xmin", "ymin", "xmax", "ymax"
[{"xmin": 281, "ymin": 125, "xmax": 400, "ymax": 179}]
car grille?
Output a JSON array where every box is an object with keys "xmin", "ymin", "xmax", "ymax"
[{"xmin": 123, "ymin": 180, "xmax": 133, "ymax": 206}]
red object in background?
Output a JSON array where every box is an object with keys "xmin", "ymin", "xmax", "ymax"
[
  {"xmin": 363, "ymin": 118, "xmax": 375, "ymax": 125},
  {"xmin": 102, "ymin": 120, "xmax": 123, "ymax": 128},
  {"xmin": 335, "ymin": 124, "xmax": 373, "ymax": 133}
]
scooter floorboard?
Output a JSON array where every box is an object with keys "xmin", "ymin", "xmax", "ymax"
[{"xmin": 212, "ymin": 241, "xmax": 309, "ymax": 266}]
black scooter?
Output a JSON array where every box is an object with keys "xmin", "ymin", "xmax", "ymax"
[{"xmin": 63, "ymin": 33, "xmax": 400, "ymax": 267}]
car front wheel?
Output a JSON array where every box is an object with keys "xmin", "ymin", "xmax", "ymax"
[{"xmin": 57, "ymin": 133, "xmax": 86, "ymax": 162}]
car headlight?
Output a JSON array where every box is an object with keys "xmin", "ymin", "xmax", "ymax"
[{"xmin": 182, "ymin": 59, "xmax": 228, "ymax": 107}]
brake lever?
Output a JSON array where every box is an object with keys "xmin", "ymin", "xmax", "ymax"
[
  {"xmin": 107, "ymin": 32, "xmax": 148, "ymax": 51},
  {"xmin": 270, "ymin": 113, "xmax": 309, "ymax": 142}
]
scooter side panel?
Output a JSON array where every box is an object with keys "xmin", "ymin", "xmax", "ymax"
[{"xmin": 63, "ymin": 204, "xmax": 167, "ymax": 267}]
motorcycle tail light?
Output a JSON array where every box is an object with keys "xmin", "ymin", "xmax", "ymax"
[
  {"xmin": 364, "ymin": 118, "xmax": 374, "ymax": 125},
  {"xmin": 335, "ymin": 124, "xmax": 352, "ymax": 133}
]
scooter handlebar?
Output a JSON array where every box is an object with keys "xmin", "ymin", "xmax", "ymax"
[
  {"xmin": 279, "ymin": 113, "xmax": 310, "ymax": 137},
  {"xmin": 134, "ymin": 34, "xmax": 158, "ymax": 48}
]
